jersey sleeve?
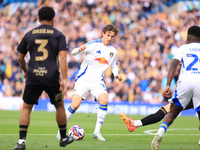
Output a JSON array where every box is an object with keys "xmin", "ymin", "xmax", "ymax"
[
  {"xmin": 173, "ymin": 45, "xmax": 183, "ymax": 61},
  {"xmin": 111, "ymin": 53, "xmax": 119, "ymax": 76},
  {"xmin": 58, "ymin": 34, "xmax": 68, "ymax": 51},
  {"xmin": 17, "ymin": 33, "xmax": 28, "ymax": 55}
]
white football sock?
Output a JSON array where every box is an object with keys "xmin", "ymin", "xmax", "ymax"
[
  {"xmin": 134, "ymin": 120, "xmax": 143, "ymax": 127},
  {"xmin": 66, "ymin": 108, "xmax": 74, "ymax": 123},
  {"xmin": 94, "ymin": 108, "xmax": 107, "ymax": 133},
  {"xmin": 18, "ymin": 139, "xmax": 25, "ymax": 144},
  {"xmin": 157, "ymin": 127, "xmax": 165, "ymax": 137}
]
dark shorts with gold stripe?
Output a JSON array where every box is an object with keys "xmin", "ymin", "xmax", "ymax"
[{"xmin": 22, "ymin": 84, "xmax": 63, "ymax": 105}]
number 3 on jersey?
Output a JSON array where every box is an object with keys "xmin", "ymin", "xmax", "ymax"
[
  {"xmin": 35, "ymin": 39, "xmax": 48, "ymax": 61},
  {"xmin": 186, "ymin": 53, "xmax": 198, "ymax": 71}
]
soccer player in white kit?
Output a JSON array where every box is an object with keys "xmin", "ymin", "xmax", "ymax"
[
  {"xmin": 151, "ymin": 25, "xmax": 200, "ymax": 150},
  {"xmin": 57, "ymin": 24, "xmax": 122, "ymax": 141}
]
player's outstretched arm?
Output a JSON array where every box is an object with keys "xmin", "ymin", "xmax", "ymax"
[{"xmin": 71, "ymin": 44, "xmax": 87, "ymax": 55}]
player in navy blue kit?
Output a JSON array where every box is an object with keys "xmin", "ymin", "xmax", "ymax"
[{"xmin": 13, "ymin": 6, "xmax": 73, "ymax": 150}]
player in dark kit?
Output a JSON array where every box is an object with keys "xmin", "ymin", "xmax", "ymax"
[{"xmin": 13, "ymin": 6, "xmax": 74, "ymax": 150}]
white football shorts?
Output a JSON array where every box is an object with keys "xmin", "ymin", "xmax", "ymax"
[
  {"xmin": 72, "ymin": 79, "xmax": 108, "ymax": 101},
  {"xmin": 169, "ymin": 77, "xmax": 200, "ymax": 110}
]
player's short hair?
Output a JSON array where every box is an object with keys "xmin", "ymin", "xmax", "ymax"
[
  {"xmin": 102, "ymin": 24, "xmax": 118, "ymax": 36},
  {"xmin": 38, "ymin": 6, "xmax": 55, "ymax": 21},
  {"xmin": 188, "ymin": 25, "xmax": 200, "ymax": 38}
]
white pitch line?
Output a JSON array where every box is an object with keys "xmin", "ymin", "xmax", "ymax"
[
  {"xmin": 0, "ymin": 134, "xmax": 147, "ymax": 136},
  {"xmin": 144, "ymin": 128, "xmax": 198, "ymax": 135},
  {"xmin": 0, "ymin": 132, "xmax": 199, "ymax": 136}
]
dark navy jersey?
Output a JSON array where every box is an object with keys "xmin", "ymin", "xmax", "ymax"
[{"xmin": 17, "ymin": 25, "xmax": 68, "ymax": 85}]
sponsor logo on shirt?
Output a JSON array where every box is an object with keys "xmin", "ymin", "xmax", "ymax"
[
  {"xmin": 33, "ymin": 67, "xmax": 47, "ymax": 76},
  {"xmin": 94, "ymin": 57, "xmax": 109, "ymax": 65},
  {"xmin": 96, "ymin": 50, "xmax": 101, "ymax": 54}
]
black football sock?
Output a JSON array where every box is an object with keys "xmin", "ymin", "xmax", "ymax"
[
  {"xmin": 59, "ymin": 124, "xmax": 66, "ymax": 139},
  {"xmin": 19, "ymin": 125, "xmax": 28, "ymax": 140},
  {"xmin": 141, "ymin": 107, "xmax": 167, "ymax": 126}
]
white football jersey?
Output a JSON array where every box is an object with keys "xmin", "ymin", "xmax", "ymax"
[
  {"xmin": 173, "ymin": 43, "xmax": 200, "ymax": 79},
  {"xmin": 75, "ymin": 39, "xmax": 118, "ymax": 82}
]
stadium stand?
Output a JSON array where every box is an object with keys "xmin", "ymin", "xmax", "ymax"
[{"xmin": 0, "ymin": 0, "xmax": 200, "ymax": 104}]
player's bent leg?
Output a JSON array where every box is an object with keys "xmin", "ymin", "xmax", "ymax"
[
  {"xmin": 151, "ymin": 103, "xmax": 182, "ymax": 150},
  {"xmin": 140, "ymin": 105, "xmax": 168, "ymax": 127},
  {"xmin": 70, "ymin": 94, "xmax": 83, "ymax": 111},
  {"xmin": 120, "ymin": 104, "xmax": 169, "ymax": 132},
  {"xmin": 56, "ymin": 95, "xmax": 82, "ymax": 139},
  {"xmin": 163, "ymin": 103, "xmax": 182, "ymax": 125},
  {"xmin": 120, "ymin": 113, "xmax": 137, "ymax": 132},
  {"xmin": 67, "ymin": 94, "xmax": 82, "ymax": 122}
]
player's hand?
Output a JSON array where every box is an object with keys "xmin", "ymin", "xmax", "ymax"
[
  {"xmin": 115, "ymin": 74, "xmax": 122, "ymax": 81},
  {"xmin": 78, "ymin": 45, "xmax": 87, "ymax": 52},
  {"xmin": 60, "ymin": 79, "xmax": 67, "ymax": 98},
  {"xmin": 163, "ymin": 85, "xmax": 171, "ymax": 98},
  {"xmin": 23, "ymin": 72, "xmax": 27, "ymax": 80}
]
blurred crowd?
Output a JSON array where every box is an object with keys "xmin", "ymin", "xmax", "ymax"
[{"xmin": 0, "ymin": 0, "xmax": 200, "ymax": 104}]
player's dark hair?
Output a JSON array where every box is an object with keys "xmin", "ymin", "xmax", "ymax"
[
  {"xmin": 188, "ymin": 25, "xmax": 200, "ymax": 37},
  {"xmin": 38, "ymin": 6, "xmax": 55, "ymax": 21},
  {"xmin": 102, "ymin": 24, "xmax": 118, "ymax": 36}
]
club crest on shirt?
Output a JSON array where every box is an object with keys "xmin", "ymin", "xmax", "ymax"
[{"xmin": 110, "ymin": 52, "xmax": 114, "ymax": 58}]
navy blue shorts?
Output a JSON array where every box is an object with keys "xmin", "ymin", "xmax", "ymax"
[{"xmin": 22, "ymin": 84, "xmax": 63, "ymax": 105}]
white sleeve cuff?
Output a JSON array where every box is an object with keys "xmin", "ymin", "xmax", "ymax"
[
  {"xmin": 112, "ymin": 67, "xmax": 118, "ymax": 77},
  {"xmin": 71, "ymin": 48, "xmax": 80, "ymax": 55}
]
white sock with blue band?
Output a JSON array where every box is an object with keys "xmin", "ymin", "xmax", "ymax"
[
  {"xmin": 158, "ymin": 122, "xmax": 169, "ymax": 137},
  {"xmin": 94, "ymin": 104, "xmax": 107, "ymax": 133},
  {"xmin": 66, "ymin": 106, "xmax": 76, "ymax": 123}
]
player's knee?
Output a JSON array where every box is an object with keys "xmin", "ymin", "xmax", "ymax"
[
  {"xmin": 71, "ymin": 103, "xmax": 80, "ymax": 110},
  {"xmin": 98, "ymin": 93, "xmax": 108, "ymax": 104},
  {"xmin": 54, "ymin": 100, "xmax": 64, "ymax": 109},
  {"xmin": 99, "ymin": 98, "xmax": 108, "ymax": 105},
  {"xmin": 71, "ymin": 95, "xmax": 82, "ymax": 110}
]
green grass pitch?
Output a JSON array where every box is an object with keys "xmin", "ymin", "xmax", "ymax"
[{"xmin": 0, "ymin": 110, "xmax": 199, "ymax": 150}]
